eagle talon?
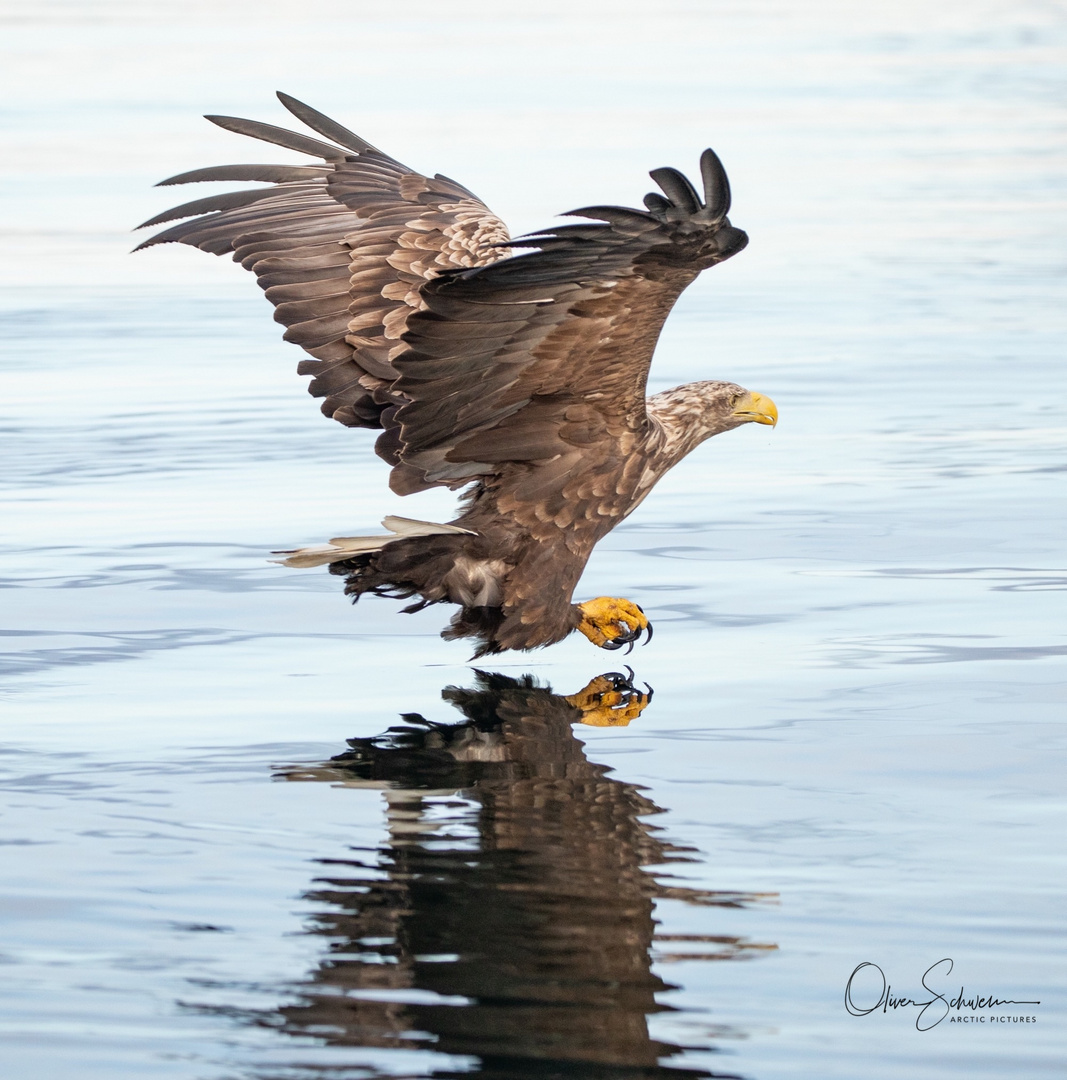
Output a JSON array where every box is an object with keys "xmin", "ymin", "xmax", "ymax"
[
  {"xmin": 576, "ymin": 596, "xmax": 652, "ymax": 651},
  {"xmin": 563, "ymin": 669, "xmax": 654, "ymax": 727},
  {"xmin": 598, "ymin": 616, "xmax": 653, "ymax": 654}
]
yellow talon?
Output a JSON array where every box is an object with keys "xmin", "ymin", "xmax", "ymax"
[
  {"xmin": 564, "ymin": 674, "xmax": 625, "ymax": 711},
  {"xmin": 577, "ymin": 696, "xmax": 652, "ymax": 727},
  {"xmin": 576, "ymin": 596, "xmax": 652, "ymax": 652},
  {"xmin": 563, "ymin": 668, "xmax": 654, "ymax": 727}
]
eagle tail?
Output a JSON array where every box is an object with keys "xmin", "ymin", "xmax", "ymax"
[{"xmin": 271, "ymin": 516, "xmax": 474, "ymax": 568}]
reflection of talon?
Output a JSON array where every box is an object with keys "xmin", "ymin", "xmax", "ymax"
[
  {"xmin": 576, "ymin": 597, "xmax": 653, "ymax": 654},
  {"xmin": 564, "ymin": 668, "xmax": 654, "ymax": 727}
]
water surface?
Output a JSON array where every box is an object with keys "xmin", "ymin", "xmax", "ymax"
[{"xmin": 1, "ymin": 1, "xmax": 1065, "ymax": 1077}]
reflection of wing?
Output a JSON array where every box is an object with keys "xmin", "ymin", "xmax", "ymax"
[
  {"xmin": 137, "ymin": 92, "xmax": 511, "ymax": 430},
  {"xmin": 267, "ymin": 672, "xmax": 776, "ymax": 1074},
  {"xmin": 138, "ymin": 94, "xmax": 749, "ymax": 503}
]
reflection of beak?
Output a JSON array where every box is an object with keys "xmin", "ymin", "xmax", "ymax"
[{"xmin": 732, "ymin": 390, "xmax": 778, "ymax": 427}]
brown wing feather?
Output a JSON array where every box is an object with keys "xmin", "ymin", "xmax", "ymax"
[
  {"xmin": 386, "ymin": 197, "xmax": 748, "ymax": 496},
  {"xmin": 136, "ymin": 93, "xmax": 510, "ymax": 428},
  {"xmin": 137, "ymin": 97, "xmax": 747, "ymax": 530}
]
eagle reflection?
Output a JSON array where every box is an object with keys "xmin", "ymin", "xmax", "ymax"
[{"xmin": 273, "ymin": 670, "xmax": 774, "ymax": 1078}]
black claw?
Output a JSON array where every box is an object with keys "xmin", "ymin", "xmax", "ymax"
[
  {"xmin": 603, "ymin": 666, "xmax": 637, "ymax": 691},
  {"xmin": 643, "ymin": 620, "xmax": 654, "ymax": 645},
  {"xmin": 643, "ymin": 682, "xmax": 654, "ymax": 700},
  {"xmin": 599, "ymin": 618, "xmax": 647, "ymax": 653},
  {"xmin": 618, "ymin": 623, "xmax": 644, "ymax": 643}
]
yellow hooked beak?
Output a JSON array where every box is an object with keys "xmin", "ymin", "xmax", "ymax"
[{"xmin": 732, "ymin": 390, "xmax": 778, "ymax": 427}]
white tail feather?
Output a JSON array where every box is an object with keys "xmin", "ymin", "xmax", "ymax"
[
  {"xmin": 271, "ymin": 517, "xmax": 476, "ymax": 569},
  {"xmin": 380, "ymin": 516, "xmax": 475, "ymax": 537}
]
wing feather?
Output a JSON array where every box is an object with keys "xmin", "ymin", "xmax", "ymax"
[
  {"xmin": 138, "ymin": 184, "xmax": 322, "ymax": 228},
  {"xmin": 203, "ymin": 114, "xmax": 348, "ymax": 160},
  {"xmin": 648, "ymin": 167, "xmax": 702, "ymax": 215},
  {"xmin": 275, "ymin": 91, "xmax": 386, "ymax": 156},
  {"xmin": 157, "ymin": 164, "xmax": 326, "ymax": 186},
  {"xmin": 386, "ymin": 174, "xmax": 749, "ymax": 495},
  {"xmin": 138, "ymin": 96, "xmax": 747, "ymax": 518},
  {"xmin": 138, "ymin": 95, "xmax": 511, "ymax": 428}
]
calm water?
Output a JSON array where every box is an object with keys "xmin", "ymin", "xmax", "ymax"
[{"xmin": 1, "ymin": 1, "xmax": 1065, "ymax": 1077}]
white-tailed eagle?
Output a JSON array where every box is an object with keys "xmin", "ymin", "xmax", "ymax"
[{"xmin": 137, "ymin": 93, "xmax": 777, "ymax": 656}]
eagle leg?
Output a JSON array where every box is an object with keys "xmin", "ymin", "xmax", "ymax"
[
  {"xmin": 575, "ymin": 597, "xmax": 653, "ymax": 654},
  {"xmin": 563, "ymin": 667, "xmax": 654, "ymax": 727}
]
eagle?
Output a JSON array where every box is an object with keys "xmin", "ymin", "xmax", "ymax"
[{"xmin": 137, "ymin": 93, "xmax": 778, "ymax": 657}]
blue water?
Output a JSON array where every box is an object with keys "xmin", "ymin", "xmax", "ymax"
[{"xmin": 2, "ymin": 1, "xmax": 1065, "ymax": 1076}]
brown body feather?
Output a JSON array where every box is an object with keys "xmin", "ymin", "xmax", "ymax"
[{"xmin": 138, "ymin": 94, "xmax": 768, "ymax": 655}]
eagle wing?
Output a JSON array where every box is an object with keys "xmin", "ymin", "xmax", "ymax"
[
  {"xmin": 136, "ymin": 92, "xmax": 511, "ymax": 429},
  {"xmin": 138, "ymin": 95, "xmax": 747, "ymax": 506},
  {"xmin": 386, "ymin": 174, "xmax": 747, "ymax": 500}
]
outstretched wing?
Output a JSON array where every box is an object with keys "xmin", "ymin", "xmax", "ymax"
[
  {"xmin": 136, "ymin": 92, "xmax": 511, "ymax": 428},
  {"xmin": 382, "ymin": 150, "xmax": 749, "ymax": 495},
  {"xmin": 138, "ymin": 95, "xmax": 747, "ymax": 505}
]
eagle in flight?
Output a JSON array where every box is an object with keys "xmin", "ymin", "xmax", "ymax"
[{"xmin": 137, "ymin": 93, "xmax": 777, "ymax": 657}]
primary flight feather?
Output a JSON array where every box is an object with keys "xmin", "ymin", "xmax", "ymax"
[{"xmin": 137, "ymin": 93, "xmax": 777, "ymax": 657}]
